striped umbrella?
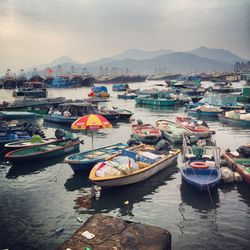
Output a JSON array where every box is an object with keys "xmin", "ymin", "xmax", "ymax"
[{"xmin": 71, "ymin": 114, "xmax": 112, "ymax": 148}]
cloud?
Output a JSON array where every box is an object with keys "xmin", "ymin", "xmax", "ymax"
[{"xmin": 0, "ymin": 0, "xmax": 249, "ymax": 74}]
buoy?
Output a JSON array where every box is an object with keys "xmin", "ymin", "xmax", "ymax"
[{"xmin": 190, "ymin": 161, "xmax": 209, "ymax": 169}]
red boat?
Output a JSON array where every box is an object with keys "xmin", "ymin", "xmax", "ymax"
[
  {"xmin": 223, "ymin": 148, "xmax": 250, "ymax": 184},
  {"xmin": 132, "ymin": 123, "xmax": 162, "ymax": 144},
  {"xmin": 175, "ymin": 116, "xmax": 214, "ymax": 139}
]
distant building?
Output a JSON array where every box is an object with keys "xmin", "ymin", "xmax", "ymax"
[{"xmin": 234, "ymin": 61, "xmax": 250, "ymax": 73}]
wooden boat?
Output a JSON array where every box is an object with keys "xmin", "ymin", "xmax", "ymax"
[
  {"xmin": 223, "ymin": 148, "xmax": 250, "ymax": 184},
  {"xmin": 155, "ymin": 119, "xmax": 198, "ymax": 144},
  {"xmin": 176, "ymin": 116, "xmax": 215, "ymax": 139},
  {"xmin": 64, "ymin": 143, "xmax": 128, "ymax": 172},
  {"xmin": 187, "ymin": 104, "xmax": 223, "ymax": 117},
  {"xmin": 218, "ymin": 110, "xmax": 250, "ymax": 127},
  {"xmin": 132, "ymin": 123, "xmax": 162, "ymax": 144},
  {"xmin": 0, "ymin": 111, "xmax": 38, "ymax": 119},
  {"xmin": 4, "ymin": 138, "xmax": 59, "ymax": 151},
  {"xmin": 89, "ymin": 144, "xmax": 180, "ymax": 187},
  {"xmin": 180, "ymin": 145, "xmax": 221, "ymax": 191},
  {"xmin": 5, "ymin": 138, "xmax": 80, "ymax": 163},
  {"xmin": 13, "ymin": 82, "xmax": 47, "ymax": 98}
]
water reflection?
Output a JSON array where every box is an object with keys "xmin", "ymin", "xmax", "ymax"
[
  {"xmin": 236, "ymin": 183, "xmax": 250, "ymax": 208},
  {"xmin": 6, "ymin": 150, "xmax": 79, "ymax": 179},
  {"xmin": 89, "ymin": 165, "xmax": 178, "ymax": 217},
  {"xmin": 180, "ymin": 181, "xmax": 220, "ymax": 212},
  {"xmin": 64, "ymin": 172, "xmax": 91, "ymax": 191}
]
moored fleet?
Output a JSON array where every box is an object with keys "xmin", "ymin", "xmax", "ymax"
[{"xmin": 0, "ymin": 70, "xmax": 250, "ymax": 193}]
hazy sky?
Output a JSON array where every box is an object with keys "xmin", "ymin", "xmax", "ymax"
[{"xmin": 0, "ymin": 0, "xmax": 249, "ymax": 74}]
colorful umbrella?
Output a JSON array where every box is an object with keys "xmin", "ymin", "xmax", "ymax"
[{"xmin": 71, "ymin": 114, "xmax": 112, "ymax": 148}]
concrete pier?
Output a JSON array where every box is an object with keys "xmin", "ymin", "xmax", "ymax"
[{"xmin": 59, "ymin": 214, "xmax": 171, "ymax": 250}]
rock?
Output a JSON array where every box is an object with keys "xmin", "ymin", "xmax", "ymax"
[{"xmin": 58, "ymin": 214, "xmax": 171, "ymax": 250}]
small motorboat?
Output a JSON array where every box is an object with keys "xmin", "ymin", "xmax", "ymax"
[
  {"xmin": 89, "ymin": 143, "xmax": 180, "ymax": 187},
  {"xmin": 187, "ymin": 104, "xmax": 223, "ymax": 117},
  {"xmin": 180, "ymin": 144, "xmax": 221, "ymax": 191},
  {"xmin": 223, "ymin": 146, "xmax": 250, "ymax": 184},
  {"xmin": 5, "ymin": 138, "xmax": 80, "ymax": 163},
  {"xmin": 176, "ymin": 116, "xmax": 215, "ymax": 139},
  {"xmin": 112, "ymin": 84, "xmax": 128, "ymax": 92},
  {"xmin": 64, "ymin": 143, "xmax": 128, "ymax": 172},
  {"xmin": 155, "ymin": 119, "xmax": 198, "ymax": 144},
  {"xmin": 131, "ymin": 123, "xmax": 162, "ymax": 144}
]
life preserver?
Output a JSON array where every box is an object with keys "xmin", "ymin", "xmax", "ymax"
[{"xmin": 190, "ymin": 161, "xmax": 209, "ymax": 169}]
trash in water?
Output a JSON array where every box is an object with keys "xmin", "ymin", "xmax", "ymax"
[
  {"xmin": 124, "ymin": 200, "xmax": 129, "ymax": 205},
  {"xmin": 77, "ymin": 217, "xmax": 83, "ymax": 222},
  {"xmin": 55, "ymin": 227, "xmax": 64, "ymax": 234},
  {"xmin": 82, "ymin": 230, "xmax": 95, "ymax": 239}
]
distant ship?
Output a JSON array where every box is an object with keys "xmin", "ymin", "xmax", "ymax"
[{"xmin": 95, "ymin": 74, "xmax": 147, "ymax": 84}]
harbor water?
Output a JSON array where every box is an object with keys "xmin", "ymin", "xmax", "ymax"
[{"xmin": 0, "ymin": 81, "xmax": 250, "ymax": 250}]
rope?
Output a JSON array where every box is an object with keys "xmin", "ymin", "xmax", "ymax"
[{"xmin": 207, "ymin": 184, "xmax": 215, "ymax": 210}]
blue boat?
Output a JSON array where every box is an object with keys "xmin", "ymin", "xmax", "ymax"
[
  {"xmin": 180, "ymin": 145, "xmax": 221, "ymax": 191},
  {"xmin": 187, "ymin": 105, "xmax": 223, "ymax": 117},
  {"xmin": 112, "ymin": 84, "xmax": 128, "ymax": 91},
  {"xmin": 64, "ymin": 143, "xmax": 128, "ymax": 172},
  {"xmin": 0, "ymin": 129, "xmax": 31, "ymax": 146}
]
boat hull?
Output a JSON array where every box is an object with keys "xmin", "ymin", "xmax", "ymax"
[
  {"xmin": 43, "ymin": 114, "xmax": 78, "ymax": 124},
  {"xmin": 90, "ymin": 152, "xmax": 179, "ymax": 187},
  {"xmin": 64, "ymin": 143, "xmax": 128, "ymax": 173},
  {"xmin": 5, "ymin": 141, "xmax": 80, "ymax": 163},
  {"xmin": 223, "ymin": 152, "xmax": 250, "ymax": 184},
  {"xmin": 135, "ymin": 97, "xmax": 180, "ymax": 106},
  {"xmin": 218, "ymin": 114, "xmax": 250, "ymax": 127},
  {"xmin": 188, "ymin": 110, "xmax": 221, "ymax": 117},
  {"xmin": 180, "ymin": 167, "xmax": 221, "ymax": 191}
]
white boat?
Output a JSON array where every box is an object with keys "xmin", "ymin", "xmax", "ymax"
[{"xmin": 89, "ymin": 144, "xmax": 180, "ymax": 187}]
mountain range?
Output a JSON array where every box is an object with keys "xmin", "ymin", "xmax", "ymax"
[{"xmin": 23, "ymin": 46, "xmax": 248, "ymax": 76}]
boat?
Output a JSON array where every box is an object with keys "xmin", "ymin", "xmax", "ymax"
[
  {"xmin": 185, "ymin": 93, "xmax": 243, "ymax": 111},
  {"xmin": 13, "ymin": 82, "xmax": 47, "ymax": 98},
  {"xmin": 131, "ymin": 123, "xmax": 162, "ymax": 144},
  {"xmin": 112, "ymin": 84, "xmax": 128, "ymax": 91},
  {"xmin": 89, "ymin": 143, "xmax": 180, "ymax": 187},
  {"xmin": 176, "ymin": 116, "xmax": 215, "ymax": 138},
  {"xmin": 187, "ymin": 104, "xmax": 223, "ymax": 117},
  {"xmin": 218, "ymin": 110, "xmax": 250, "ymax": 127},
  {"xmin": 4, "ymin": 137, "xmax": 59, "ymax": 151},
  {"xmin": 211, "ymin": 82, "xmax": 241, "ymax": 93},
  {"xmin": 64, "ymin": 143, "xmax": 128, "ymax": 172},
  {"xmin": 0, "ymin": 130, "xmax": 31, "ymax": 147},
  {"xmin": 155, "ymin": 119, "xmax": 198, "ymax": 144},
  {"xmin": 88, "ymin": 86, "xmax": 110, "ymax": 98},
  {"xmin": 5, "ymin": 138, "xmax": 80, "ymax": 163},
  {"xmin": 180, "ymin": 143, "xmax": 221, "ymax": 191},
  {"xmin": 43, "ymin": 102, "xmax": 120, "ymax": 124},
  {"xmin": 0, "ymin": 121, "xmax": 45, "ymax": 146},
  {"xmin": 117, "ymin": 93, "xmax": 138, "ymax": 99},
  {"xmin": 0, "ymin": 111, "xmax": 38, "ymax": 120},
  {"xmin": 0, "ymin": 97, "xmax": 72, "ymax": 116},
  {"xmin": 237, "ymin": 87, "xmax": 250, "ymax": 103},
  {"xmin": 223, "ymin": 146, "xmax": 250, "ymax": 184}
]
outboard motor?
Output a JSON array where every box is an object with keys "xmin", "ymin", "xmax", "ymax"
[
  {"xmin": 55, "ymin": 129, "xmax": 66, "ymax": 140},
  {"xmin": 127, "ymin": 138, "xmax": 141, "ymax": 147},
  {"xmin": 137, "ymin": 119, "xmax": 143, "ymax": 125},
  {"xmin": 237, "ymin": 145, "xmax": 250, "ymax": 158},
  {"xmin": 155, "ymin": 139, "xmax": 171, "ymax": 151}
]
